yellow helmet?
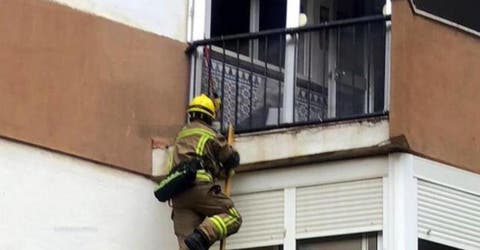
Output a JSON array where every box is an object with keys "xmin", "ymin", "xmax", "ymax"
[{"xmin": 187, "ymin": 94, "xmax": 216, "ymax": 119}]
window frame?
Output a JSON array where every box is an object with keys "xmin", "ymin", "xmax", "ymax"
[
  {"xmin": 409, "ymin": 0, "xmax": 480, "ymax": 37},
  {"xmin": 296, "ymin": 232, "xmax": 380, "ymax": 250},
  {"xmin": 203, "ymin": 0, "xmax": 391, "ymax": 122}
]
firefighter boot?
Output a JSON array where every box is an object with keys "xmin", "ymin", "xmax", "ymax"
[{"xmin": 184, "ymin": 229, "xmax": 211, "ymax": 250}]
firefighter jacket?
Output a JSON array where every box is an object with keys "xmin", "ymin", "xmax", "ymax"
[{"xmin": 167, "ymin": 120, "xmax": 234, "ymax": 182}]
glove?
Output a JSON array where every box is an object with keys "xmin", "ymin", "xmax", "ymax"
[{"xmin": 222, "ymin": 150, "xmax": 240, "ymax": 173}]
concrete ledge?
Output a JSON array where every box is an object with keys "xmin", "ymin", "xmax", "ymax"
[
  {"xmin": 152, "ymin": 117, "xmax": 393, "ymax": 177},
  {"xmin": 236, "ymin": 117, "xmax": 389, "ymax": 164}
]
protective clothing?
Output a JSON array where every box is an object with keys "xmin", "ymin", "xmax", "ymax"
[
  {"xmin": 187, "ymin": 94, "xmax": 216, "ymax": 119},
  {"xmin": 184, "ymin": 229, "xmax": 211, "ymax": 250},
  {"xmin": 222, "ymin": 150, "xmax": 240, "ymax": 175},
  {"xmin": 212, "ymin": 92, "xmax": 222, "ymax": 113},
  {"xmin": 166, "ymin": 120, "xmax": 242, "ymax": 250},
  {"xmin": 154, "ymin": 159, "xmax": 200, "ymax": 202}
]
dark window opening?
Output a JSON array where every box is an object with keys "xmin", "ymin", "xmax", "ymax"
[
  {"xmin": 210, "ymin": 0, "xmax": 286, "ymax": 65},
  {"xmin": 211, "ymin": 0, "xmax": 250, "ymax": 54},
  {"xmin": 210, "ymin": 0, "xmax": 250, "ymax": 36},
  {"xmin": 418, "ymin": 239, "xmax": 461, "ymax": 250},
  {"xmin": 412, "ymin": 0, "xmax": 479, "ymax": 33},
  {"xmin": 297, "ymin": 233, "xmax": 378, "ymax": 250},
  {"xmin": 259, "ymin": 0, "xmax": 287, "ymax": 31},
  {"xmin": 240, "ymin": 246, "xmax": 283, "ymax": 250},
  {"xmin": 259, "ymin": 0, "xmax": 287, "ymax": 65},
  {"xmin": 334, "ymin": 0, "xmax": 385, "ymax": 19}
]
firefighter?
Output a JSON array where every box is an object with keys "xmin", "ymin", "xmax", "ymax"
[{"xmin": 166, "ymin": 94, "xmax": 242, "ymax": 250}]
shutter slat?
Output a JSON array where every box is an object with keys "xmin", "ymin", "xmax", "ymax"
[
  {"xmin": 418, "ymin": 179, "xmax": 480, "ymax": 250},
  {"xmin": 418, "ymin": 182, "xmax": 480, "ymax": 208},
  {"xmin": 224, "ymin": 190, "xmax": 284, "ymax": 249},
  {"xmin": 296, "ymin": 179, "xmax": 383, "ymax": 238}
]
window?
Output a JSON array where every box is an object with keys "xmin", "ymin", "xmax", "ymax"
[
  {"xmin": 410, "ymin": 0, "xmax": 480, "ymax": 35},
  {"xmin": 210, "ymin": 0, "xmax": 250, "ymax": 54},
  {"xmin": 297, "ymin": 0, "xmax": 387, "ymax": 118},
  {"xmin": 298, "ymin": 233, "xmax": 378, "ymax": 250},
  {"xmin": 418, "ymin": 239, "xmax": 461, "ymax": 250},
  {"xmin": 233, "ymin": 233, "xmax": 378, "ymax": 250},
  {"xmin": 258, "ymin": 0, "xmax": 287, "ymax": 65},
  {"xmin": 208, "ymin": 0, "xmax": 287, "ymax": 130},
  {"xmin": 240, "ymin": 246, "xmax": 283, "ymax": 250},
  {"xmin": 196, "ymin": 0, "xmax": 389, "ymax": 130},
  {"xmin": 210, "ymin": 0, "xmax": 286, "ymax": 65}
]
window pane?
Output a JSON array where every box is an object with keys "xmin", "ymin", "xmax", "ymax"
[
  {"xmin": 333, "ymin": 21, "xmax": 386, "ymax": 117},
  {"xmin": 210, "ymin": 0, "xmax": 250, "ymax": 54},
  {"xmin": 211, "ymin": 0, "xmax": 250, "ymax": 36},
  {"xmin": 297, "ymin": 233, "xmax": 377, "ymax": 250},
  {"xmin": 258, "ymin": 0, "xmax": 287, "ymax": 66},
  {"xmin": 334, "ymin": 0, "xmax": 385, "ymax": 19},
  {"xmin": 259, "ymin": 0, "xmax": 286, "ymax": 31},
  {"xmin": 238, "ymin": 246, "xmax": 283, "ymax": 250},
  {"xmin": 418, "ymin": 239, "xmax": 461, "ymax": 250}
]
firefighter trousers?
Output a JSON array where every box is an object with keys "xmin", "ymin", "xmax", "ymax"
[{"xmin": 172, "ymin": 182, "xmax": 242, "ymax": 250}]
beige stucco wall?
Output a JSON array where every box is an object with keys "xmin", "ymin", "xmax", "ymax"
[
  {"xmin": 0, "ymin": 0, "xmax": 189, "ymax": 175},
  {"xmin": 390, "ymin": 0, "xmax": 480, "ymax": 174}
]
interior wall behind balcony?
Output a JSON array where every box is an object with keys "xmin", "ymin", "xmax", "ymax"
[
  {"xmin": 390, "ymin": 0, "xmax": 480, "ymax": 174},
  {"xmin": 0, "ymin": 0, "xmax": 189, "ymax": 175}
]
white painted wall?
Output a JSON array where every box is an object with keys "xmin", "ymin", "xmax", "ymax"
[
  {"xmin": 189, "ymin": 0, "xmax": 207, "ymax": 41},
  {"xmin": 47, "ymin": 0, "xmax": 188, "ymax": 42},
  {"xmin": 0, "ymin": 138, "xmax": 177, "ymax": 250},
  {"xmin": 230, "ymin": 156, "xmax": 388, "ymax": 195},
  {"xmin": 412, "ymin": 155, "xmax": 480, "ymax": 195},
  {"xmin": 152, "ymin": 119, "xmax": 390, "ymax": 176},
  {"xmin": 236, "ymin": 119, "xmax": 389, "ymax": 165},
  {"xmin": 384, "ymin": 153, "xmax": 418, "ymax": 250}
]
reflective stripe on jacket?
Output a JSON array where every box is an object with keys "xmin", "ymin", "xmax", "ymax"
[{"xmin": 168, "ymin": 120, "xmax": 233, "ymax": 182}]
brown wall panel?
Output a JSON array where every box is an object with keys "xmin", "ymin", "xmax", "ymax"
[
  {"xmin": 390, "ymin": 0, "xmax": 480, "ymax": 173},
  {"xmin": 0, "ymin": 0, "xmax": 189, "ymax": 175}
]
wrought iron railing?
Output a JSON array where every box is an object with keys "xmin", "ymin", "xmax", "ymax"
[{"xmin": 187, "ymin": 15, "xmax": 391, "ymax": 133}]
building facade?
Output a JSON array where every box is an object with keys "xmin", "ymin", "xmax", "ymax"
[
  {"xmin": 1, "ymin": 0, "xmax": 479, "ymax": 250},
  {"xmin": 0, "ymin": 0, "xmax": 187, "ymax": 249}
]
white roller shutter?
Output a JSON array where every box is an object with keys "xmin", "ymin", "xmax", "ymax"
[
  {"xmin": 296, "ymin": 178, "xmax": 383, "ymax": 239},
  {"xmin": 418, "ymin": 179, "xmax": 480, "ymax": 250},
  {"xmin": 212, "ymin": 189, "xmax": 284, "ymax": 250}
]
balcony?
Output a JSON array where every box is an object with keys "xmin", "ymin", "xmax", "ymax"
[{"xmin": 187, "ymin": 15, "xmax": 391, "ymax": 133}]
